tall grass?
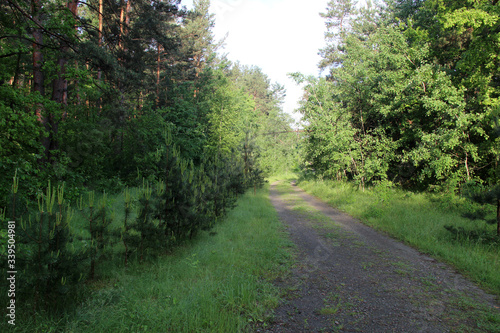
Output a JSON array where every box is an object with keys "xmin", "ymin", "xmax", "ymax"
[
  {"xmin": 4, "ymin": 184, "xmax": 293, "ymax": 332},
  {"xmin": 297, "ymin": 178, "xmax": 500, "ymax": 296}
]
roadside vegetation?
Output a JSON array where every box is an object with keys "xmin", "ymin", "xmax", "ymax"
[
  {"xmin": 288, "ymin": 0, "xmax": 500, "ymax": 299},
  {"xmin": 1, "ymin": 184, "xmax": 293, "ymax": 332}
]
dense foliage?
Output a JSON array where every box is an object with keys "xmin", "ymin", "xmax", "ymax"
[
  {"xmin": 295, "ymin": 2, "xmax": 498, "ymax": 192},
  {"xmin": 295, "ymin": 0, "xmax": 500, "ymax": 233}
]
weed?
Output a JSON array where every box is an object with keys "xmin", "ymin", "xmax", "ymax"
[
  {"xmin": 392, "ymin": 261, "xmax": 414, "ymax": 276},
  {"xmin": 351, "ymin": 240, "xmax": 366, "ymax": 248},
  {"xmin": 392, "ymin": 261, "xmax": 412, "ymax": 270},
  {"xmin": 394, "ymin": 269, "xmax": 410, "ymax": 276},
  {"xmin": 360, "ymin": 261, "xmax": 374, "ymax": 270},
  {"xmin": 319, "ymin": 306, "xmax": 339, "ymax": 315}
]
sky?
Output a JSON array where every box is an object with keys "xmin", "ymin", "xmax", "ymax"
[{"xmin": 181, "ymin": 0, "xmax": 330, "ymax": 126}]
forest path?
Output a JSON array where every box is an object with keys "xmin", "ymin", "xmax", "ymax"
[{"xmin": 263, "ymin": 180, "xmax": 499, "ymax": 333}]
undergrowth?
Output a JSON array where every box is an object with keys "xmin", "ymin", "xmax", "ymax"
[{"xmin": 1, "ymin": 184, "xmax": 293, "ymax": 332}]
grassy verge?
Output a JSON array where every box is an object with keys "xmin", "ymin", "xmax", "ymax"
[
  {"xmin": 296, "ymin": 178, "xmax": 500, "ymax": 297},
  {"xmin": 6, "ymin": 184, "xmax": 293, "ymax": 332}
]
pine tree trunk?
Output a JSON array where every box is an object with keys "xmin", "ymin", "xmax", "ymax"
[
  {"xmin": 119, "ymin": 0, "xmax": 131, "ymax": 49},
  {"xmin": 49, "ymin": 0, "xmax": 79, "ymax": 161},
  {"xmin": 51, "ymin": 56, "xmax": 67, "ymax": 105},
  {"xmin": 12, "ymin": 52, "xmax": 22, "ymax": 88},
  {"xmin": 193, "ymin": 54, "xmax": 201, "ymax": 98},
  {"xmin": 31, "ymin": 0, "xmax": 54, "ymax": 163},
  {"xmin": 117, "ymin": 0, "xmax": 130, "ymax": 152},
  {"xmin": 119, "ymin": 1, "xmax": 125, "ymax": 50},
  {"xmin": 156, "ymin": 42, "xmax": 162, "ymax": 105},
  {"xmin": 97, "ymin": 0, "xmax": 103, "ymax": 91},
  {"xmin": 32, "ymin": 0, "xmax": 44, "ymax": 119}
]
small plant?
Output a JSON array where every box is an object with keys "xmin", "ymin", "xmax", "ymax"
[
  {"xmin": 319, "ymin": 306, "xmax": 339, "ymax": 315},
  {"xmin": 457, "ymin": 181, "xmax": 500, "ymax": 237},
  {"xmin": 125, "ymin": 179, "xmax": 164, "ymax": 262},
  {"xmin": 79, "ymin": 190, "xmax": 114, "ymax": 279},
  {"xmin": 17, "ymin": 181, "xmax": 85, "ymax": 310}
]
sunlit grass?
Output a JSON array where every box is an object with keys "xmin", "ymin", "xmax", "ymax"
[{"xmin": 66, "ymin": 184, "xmax": 293, "ymax": 332}]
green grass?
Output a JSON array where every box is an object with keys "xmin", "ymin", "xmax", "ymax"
[
  {"xmin": 297, "ymin": 178, "xmax": 500, "ymax": 297},
  {"xmin": 5, "ymin": 184, "xmax": 293, "ymax": 332},
  {"xmin": 319, "ymin": 306, "xmax": 339, "ymax": 315}
]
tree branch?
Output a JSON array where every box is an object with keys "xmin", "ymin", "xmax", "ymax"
[{"xmin": 5, "ymin": 0, "xmax": 80, "ymax": 52}]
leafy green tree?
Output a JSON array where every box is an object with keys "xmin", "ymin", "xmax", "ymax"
[
  {"xmin": 202, "ymin": 69, "xmax": 251, "ymax": 155},
  {"xmin": 391, "ymin": 0, "xmax": 500, "ymax": 185},
  {"xmin": 297, "ymin": 0, "xmax": 490, "ymax": 191},
  {"xmin": 229, "ymin": 64, "xmax": 300, "ymax": 176}
]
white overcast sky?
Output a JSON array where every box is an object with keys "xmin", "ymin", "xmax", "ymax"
[{"xmin": 181, "ymin": 0, "xmax": 330, "ymax": 125}]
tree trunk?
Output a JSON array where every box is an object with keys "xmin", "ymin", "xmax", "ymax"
[
  {"xmin": 497, "ymin": 199, "xmax": 500, "ymax": 236},
  {"xmin": 193, "ymin": 54, "xmax": 201, "ymax": 98},
  {"xmin": 156, "ymin": 42, "xmax": 162, "ymax": 105},
  {"xmin": 125, "ymin": 0, "xmax": 130, "ymax": 30},
  {"xmin": 117, "ymin": 0, "xmax": 131, "ymax": 153},
  {"xmin": 11, "ymin": 52, "xmax": 22, "ymax": 88},
  {"xmin": 52, "ymin": 0, "xmax": 79, "ymax": 107},
  {"xmin": 32, "ymin": 0, "xmax": 45, "ymax": 120},
  {"xmin": 48, "ymin": 0, "xmax": 79, "ymax": 161},
  {"xmin": 51, "ymin": 58, "xmax": 68, "ymax": 106},
  {"xmin": 119, "ymin": 0, "xmax": 131, "ymax": 50},
  {"xmin": 31, "ymin": 0, "xmax": 53, "ymax": 163},
  {"xmin": 97, "ymin": 0, "xmax": 103, "ymax": 86},
  {"xmin": 119, "ymin": 1, "xmax": 125, "ymax": 50}
]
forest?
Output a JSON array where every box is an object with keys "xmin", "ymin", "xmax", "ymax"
[
  {"xmin": 0, "ymin": 0, "xmax": 299, "ymax": 322},
  {"xmin": 0, "ymin": 0, "xmax": 499, "ymax": 330}
]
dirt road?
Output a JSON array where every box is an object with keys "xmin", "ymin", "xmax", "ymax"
[{"xmin": 264, "ymin": 181, "xmax": 499, "ymax": 333}]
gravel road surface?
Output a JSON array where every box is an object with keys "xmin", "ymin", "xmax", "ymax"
[{"xmin": 262, "ymin": 181, "xmax": 499, "ymax": 333}]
